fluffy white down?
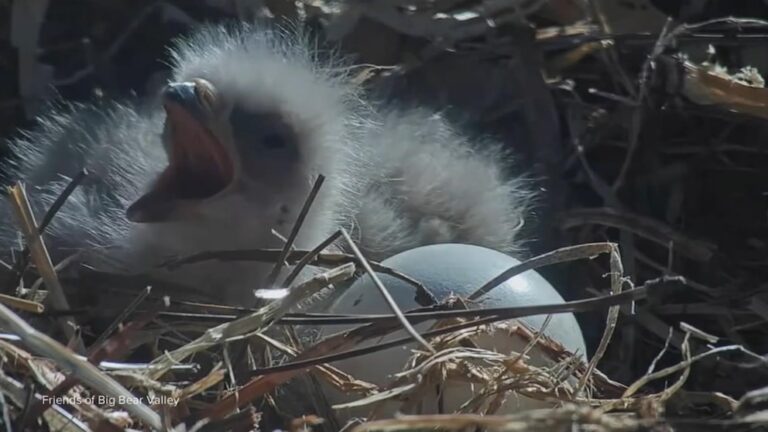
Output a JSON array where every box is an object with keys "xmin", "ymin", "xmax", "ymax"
[
  {"xmin": 354, "ymin": 108, "xmax": 532, "ymax": 260},
  {"xmin": 0, "ymin": 101, "xmax": 165, "ymax": 263},
  {"xmin": 0, "ymin": 22, "xmax": 534, "ymax": 306}
]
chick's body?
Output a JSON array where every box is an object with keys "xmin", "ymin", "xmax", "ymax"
[
  {"xmin": 1, "ymin": 23, "xmax": 532, "ymax": 306},
  {"xmin": 357, "ymin": 108, "xmax": 530, "ymax": 260},
  {"xmin": 0, "ymin": 102, "xmax": 164, "ymax": 264}
]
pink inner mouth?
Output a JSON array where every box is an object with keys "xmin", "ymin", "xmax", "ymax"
[{"xmin": 154, "ymin": 102, "xmax": 235, "ymax": 200}]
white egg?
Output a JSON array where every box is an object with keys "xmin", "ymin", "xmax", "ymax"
[{"xmin": 320, "ymin": 243, "xmax": 587, "ymax": 420}]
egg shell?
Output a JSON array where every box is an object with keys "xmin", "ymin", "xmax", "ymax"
[{"xmin": 320, "ymin": 243, "xmax": 587, "ymax": 419}]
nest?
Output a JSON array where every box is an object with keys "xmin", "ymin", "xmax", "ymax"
[{"xmin": 2, "ymin": 0, "xmax": 768, "ymax": 431}]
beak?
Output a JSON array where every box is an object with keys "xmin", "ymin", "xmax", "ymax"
[
  {"xmin": 126, "ymin": 187, "xmax": 184, "ymax": 223},
  {"xmin": 126, "ymin": 79, "xmax": 235, "ymax": 223},
  {"xmin": 162, "ymin": 81, "xmax": 209, "ymax": 121}
]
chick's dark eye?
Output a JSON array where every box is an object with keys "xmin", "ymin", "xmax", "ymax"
[
  {"xmin": 262, "ymin": 132, "xmax": 286, "ymax": 149},
  {"xmin": 230, "ymin": 105, "xmax": 298, "ymax": 155},
  {"xmin": 229, "ymin": 105, "xmax": 301, "ymax": 168}
]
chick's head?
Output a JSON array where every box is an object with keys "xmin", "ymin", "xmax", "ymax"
[{"xmin": 127, "ymin": 24, "xmax": 365, "ymax": 249}]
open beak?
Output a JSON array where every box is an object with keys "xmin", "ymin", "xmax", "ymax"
[{"xmin": 126, "ymin": 80, "xmax": 235, "ymax": 223}]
